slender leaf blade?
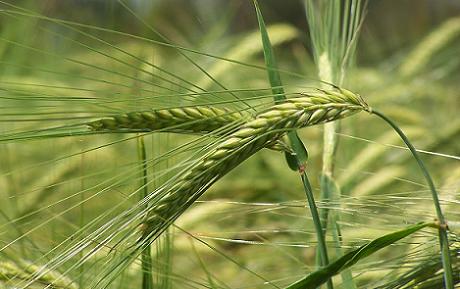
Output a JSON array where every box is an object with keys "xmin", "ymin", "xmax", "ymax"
[
  {"xmin": 286, "ymin": 222, "xmax": 434, "ymax": 289},
  {"xmin": 253, "ymin": 0, "xmax": 308, "ymax": 167}
]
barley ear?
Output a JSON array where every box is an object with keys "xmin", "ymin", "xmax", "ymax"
[
  {"xmin": 140, "ymin": 88, "xmax": 370, "ymax": 242},
  {"xmin": 87, "ymin": 105, "xmax": 292, "ymax": 153},
  {"xmin": 87, "ymin": 106, "xmax": 247, "ymax": 134}
]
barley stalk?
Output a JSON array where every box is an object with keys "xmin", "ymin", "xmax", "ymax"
[{"xmin": 140, "ymin": 87, "xmax": 370, "ymax": 241}]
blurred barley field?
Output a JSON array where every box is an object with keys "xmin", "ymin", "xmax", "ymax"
[{"xmin": 0, "ymin": 1, "xmax": 459, "ymax": 288}]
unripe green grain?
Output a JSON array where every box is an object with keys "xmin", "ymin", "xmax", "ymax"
[{"xmin": 88, "ymin": 106, "xmax": 246, "ymax": 134}]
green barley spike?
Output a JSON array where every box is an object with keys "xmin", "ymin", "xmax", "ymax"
[{"xmin": 140, "ymin": 87, "xmax": 370, "ymax": 241}]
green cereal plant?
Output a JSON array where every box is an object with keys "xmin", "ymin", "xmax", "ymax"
[
  {"xmin": 139, "ymin": 88, "xmax": 370, "ymax": 242},
  {"xmin": 81, "ymin": 87, "xmax": 370, "ymax": 288},
  {"xmin": 0, "ymin": 2, "xmax": 457, "ymax": 288}
]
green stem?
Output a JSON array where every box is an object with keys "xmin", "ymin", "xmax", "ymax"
[
  {"xmin": 315, "ymin": 174, "xmax": 332, "ymax": 272},
  {"xmin": 137, "ymin": 136, "xmax": 154, "ymax": 289},
  {"xmin": 321, "ymin": 122, "xmax": 339, "ymax": 176},
  {"xmin": 300, "ymin": 171, "xmax": 333, "ymax": 289},
  {"xmin": 252, "ymin": 3, "xmax": 331, "ymax": 286},
  {"xmin": 317, "ymin": 55, "xmax": 339, "ymax": 289},
  {"xmin": 372, "ymin": 109, "xmax": 453, "ymax": 289},
  {"xmin": 331, "ymin": 215, "xmax": 356, "ymax": 289}
]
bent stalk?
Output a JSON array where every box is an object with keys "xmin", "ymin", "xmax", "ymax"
[{"xmin": 372, "ymin": 109, "xmax": 453, "ymax": 289}]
